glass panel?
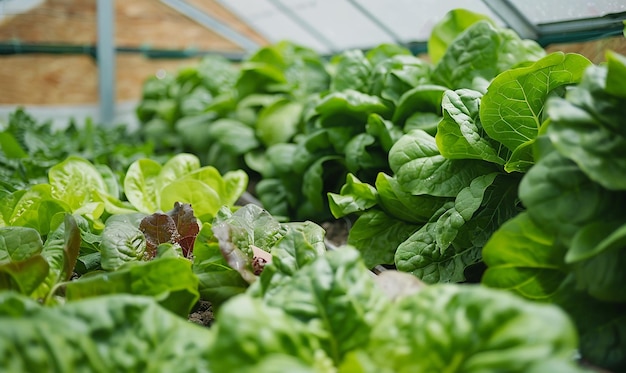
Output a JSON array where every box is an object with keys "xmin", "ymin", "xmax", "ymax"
[
  {"xmin": 355, "ymin": 0, "xmax": 504, "ymax": 42},
  {"xmin": 217, "ymin": 0, "xmax": 332, "ymax": 53},
  {"xmin": 218, "ymin": 0, "xmax": 506, "ymax": 53},
  {"xmin": 510, "ymin": 0, "xmax": 626, "ymax": 23}
]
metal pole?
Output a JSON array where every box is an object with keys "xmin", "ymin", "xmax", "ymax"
[{"xmin": 97, "ymin": 0, "xmax": 115, "ymax": 126}]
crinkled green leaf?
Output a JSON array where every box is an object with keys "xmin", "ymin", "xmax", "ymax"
[
  {"xmin": 263, "ymin": 248, "xmax": 388, "ymax": 364},
  {"xmin": 208, "ymin": 295, "xmax": 333, "ymax": 372},
  {"xmin": 100, "ymin": 213, "xmax": 147, "ymax": 270},
  {"xmin": 0, "ymin": 226, "xmax": 43, "ymax": 264},
  {"xmin": 365, "ymin": 284, "xmax": 578, "ymax": 373},
  {"xmin": 0, "ymin": 293, "xmax": 212, "ymax": 373},
  {"xmin": 254, "ymin": 222, "xmax": 327, "ymax": 298},
  {"xmin": 436, "ymin": 89, "xmax": 506, "ymax": 165},
  {"xmin": 435, "ymin": 173, "xmax": 498, "ymax": 250}
]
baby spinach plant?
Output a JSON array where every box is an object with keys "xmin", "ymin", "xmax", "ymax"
[
  {"xmin": 482, "ymin": 51, "xmax": 626, "ymax": 371},
  {"xmin": 329, "ymin": 14, "xmax": 591, "ymax": 284}
]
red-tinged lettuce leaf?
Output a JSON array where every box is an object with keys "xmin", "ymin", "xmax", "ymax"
[
  {"xmin": 140, "ymin": 213, "xmax": 179, "ymax": 259},
  {"xmin": 140, "ymin": 202, "xmax": 199, "ymax": 259},
  {"xmin": 168, "ymin": 202, "xmax": 200, "ymax": 257},
  {"xmin": 192, "ymin": 222, "xmax": 249, "ymax": 308},
  {"xmin": 212, "ymin": 222, "xmax": 257, "ymax": 284}
]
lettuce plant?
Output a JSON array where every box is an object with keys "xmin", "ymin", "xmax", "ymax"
[{"xmin": 123, "ymin": 153, "xmax": 247, "ymax": 223}]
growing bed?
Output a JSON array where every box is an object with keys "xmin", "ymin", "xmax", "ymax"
[{"xmin": 1, "ymin": 9, "xmax": 625, "ymax": 373}]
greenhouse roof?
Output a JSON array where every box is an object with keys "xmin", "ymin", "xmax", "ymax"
[{"xmin": 174, "ymin": 0, "xmax": 626, "ymax": 55}]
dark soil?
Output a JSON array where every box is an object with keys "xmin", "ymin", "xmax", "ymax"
[{"xmin": 188, "ymin": 299, "xmax": 214, "ymax": 327}]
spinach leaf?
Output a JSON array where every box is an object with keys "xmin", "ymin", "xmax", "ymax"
[
  {"xmin": 432, "ymin": 21, "xmax": 545, "ymax": 92},
  {"xmin": 436, "ymin": 89, "xmax": 506, "ymax": 165},
  {"xmin": 480, "ymin": 52, "xmax": 591, "ymax": 171},
  {"xmin": 428, "ymin": 8, "xmax": 495, "ymax": 64}
]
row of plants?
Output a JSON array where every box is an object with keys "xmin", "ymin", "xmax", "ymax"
[
  {"xmin": 0, "ymin": 123, "xmax": 585, "ymax": 370},
  {"xmin": 0, "ymin": 7, "xmax": 624, "ymax": 372}
]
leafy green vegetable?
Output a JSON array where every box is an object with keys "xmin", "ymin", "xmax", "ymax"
[
  {"xmin": 432, "ymin": 20, "xmax": 545, "ymax": 92},
  {"xmin": 139, "ymin": 202, "xmax": 199, "ymax": 259},
  {"xmin": 0, "ymin": 226, "xmax": 48, "ymax": 295},
  {"xmin": 436, "ymin": 89, "xmax": 506, "ymax": 165},
  {"xmin": 357, "ymin": 284, "xmax": 580, "ymax": 373},
  {"xmin": 0, "ymin": 293, "xmax": 212, "ymax": 373},
  {"xmin": 99, "ymin": 213, "xmax": 147, "ymax": 271},
  {"xmin": 480, "ymin": 52, "xmax": 591, "ymax": 172},
  {"xmin": 428, "ymin": 8, "xmax": 495, "ymax": 64},
  {"xmin": 483, "ymin": 52, "xmax": 626, "ymax": 370},
  {"xmin": 31, "ymin": 214, "xmax": 81, "ymax": 301},
  {"xmin": 65, "ymin": 256, "xmax": 199, "ymax": 317},
  {"xmin": 124, "ymin": 153, "xmax": 247, "ymax": 222}
]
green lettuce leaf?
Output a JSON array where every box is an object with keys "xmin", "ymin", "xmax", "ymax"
[
  {"xmin": 65, "ymin": 257, "xmax": 199, "ymax": 317},
  {"xmin": 0, "ymin": 292, "xmax": 212, "ymax": 373},
  {"xmin": 100, "ymin": 213, "xmax": 148, "ymax": 271},
  {"xmin": 347, "ymin": 210, "xmax": 419, "ymax": 268},
  {"xmin": 330, "ymin": 49, "xmax": 372, "ymax": 92},
  {"xmin": 208, "ymin": 295, "xmax": 334, "ymax": 372},
  {"xmin": 362, "ymin": 284, "xmax": 579, "ymax": 373},
  {"xmin": 31, "ymin": 214, "xmax": 81, "ymax": 301},
  {"xmin": 0, "ymin": 226, "xmax": 48, "ymax": 295}
]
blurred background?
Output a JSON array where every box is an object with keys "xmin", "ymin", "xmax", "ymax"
[{"xmin": 0, "ymin": 0, "xmax": 625, "ymax": 128}]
